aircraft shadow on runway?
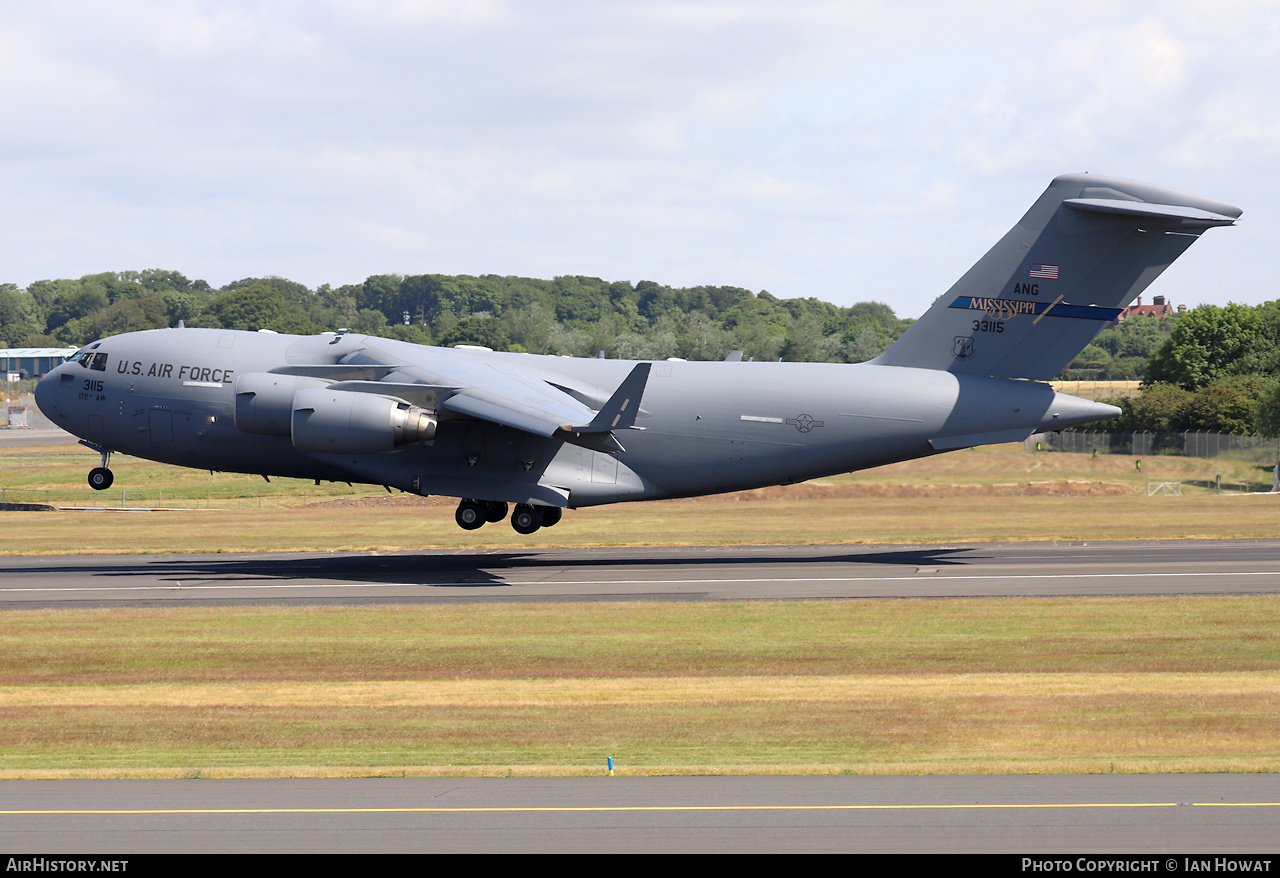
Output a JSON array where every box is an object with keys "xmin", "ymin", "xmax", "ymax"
[{"xmin": 4, "ymin": 546, "xmax": 979, "ymax": 592}]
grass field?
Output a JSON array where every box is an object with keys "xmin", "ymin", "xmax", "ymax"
[
  {"xmin": 2, "ymin": 439, "xmax": 1278, "ymax": 552},
  {"xmin": 3, "ymin": 439, "xmax": 1279, "ymax": 778},
  {"xmin": 3, "ymin": 598, "xmax": 1279, "ymax": 777},
  {"xmin": 1050, "ymin": 379, "xmax": 1142, "ymax": 401}
]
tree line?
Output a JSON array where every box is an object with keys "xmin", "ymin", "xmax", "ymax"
[
  {"xmin": 0, "ymin": 270, "xmax": 911, "ymax": 365},
  {"xmin": 4, "ymin": 268, "xmax": 1280, "ymax": 435},
  {"xmin": 1102, "ymin": 302, "xmax": 1280, "ymax": 436}
]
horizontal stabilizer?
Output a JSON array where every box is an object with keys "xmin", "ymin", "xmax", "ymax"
[{"xmin": 1064, "ymin": 198, "xmax": 1238, "ymax": 225}]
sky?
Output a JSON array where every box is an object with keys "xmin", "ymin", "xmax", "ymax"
[{"xmin": 1, "ymin": 0, "xmax": 1277, "ymax": 320}]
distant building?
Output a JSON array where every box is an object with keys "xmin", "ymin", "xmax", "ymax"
[
  {"xmin": 1117, "ymin": 295, "xmax": 1185, "ymax": 322},
  {"xmin": 1, "ymin": 347, "xmax": 78, "ymax": 380}
]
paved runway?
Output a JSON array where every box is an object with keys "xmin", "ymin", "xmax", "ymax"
[
  {"xmin": 2, "ymin": 775, "xmax": 1278, "ymax": 853},
  {"xmin": 1, "ymin": 539, "xmax": 1278, "ymax": 608},
  {"xmin": 4, "ymin": 540, "xmax": 1278, "ymax": 854}
]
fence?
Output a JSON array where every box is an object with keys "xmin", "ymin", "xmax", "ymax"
[
  {"xmin": 0, "ymin": 486, "xmax": 439, "ymax": 511},
  {"xmin": 0, "ymin": 487, "xmax": 291, "ymax": 510},
  {"xmin": 1030, "ymin": 430, "xmax": 1280, "ymax": 465}
]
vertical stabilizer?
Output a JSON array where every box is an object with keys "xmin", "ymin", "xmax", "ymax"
[{"xmin": 873, "ymin": 174, "xmax": 1240, "ymax": 379}]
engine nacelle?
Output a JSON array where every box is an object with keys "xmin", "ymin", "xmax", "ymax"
[
  {"xmin": 234, "ymin": 373, "xmax": 328, "ymax": 437},
  {"xmin": 291, "ymin": 387, "xmax": 437, "ymax": 454}
]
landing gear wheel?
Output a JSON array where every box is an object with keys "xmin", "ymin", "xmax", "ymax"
[
  {"xmin": 510, "ymin": 504, "xmax": 543, "ymax": 535},
  {"xmin": 455, "ymin": 499, "xmax": 486, "ymax": 530},
  {"xmin": 539, "ymin": 507, "xmax": 562, "ymax": 528},
  {"xmin": 483, "ymin": 501, "xmax": 509, "ymax": 523},
  {"xmin": 88, "ymin": 467, "xmax": 114, "ymax": 491}
]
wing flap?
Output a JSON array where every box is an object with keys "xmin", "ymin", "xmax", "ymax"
[{"xmin": 441, "ymin": 387, "xmax": 585, "ymax": 438}]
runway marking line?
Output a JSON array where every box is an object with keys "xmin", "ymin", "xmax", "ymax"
[
  {"xmin": 3, "ymin": 570, "xmax": 1280, "ymax": 593},
  {"xmin": 4, "ymin": 802, "xmax": 1278, "ymax": 815}
]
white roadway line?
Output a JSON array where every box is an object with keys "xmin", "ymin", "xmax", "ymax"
[
  {"xmin": 0, "ymin": 570, "xmax": 1279, "ymax": 593},
  {"xmin": 6, "ymin": 802, "xmax": 1280, "ymax": 815}
]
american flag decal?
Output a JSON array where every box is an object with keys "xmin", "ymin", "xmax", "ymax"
[{"xmin": 1030, "ymin": 263, "xmax": 1059, "ymax": 279}]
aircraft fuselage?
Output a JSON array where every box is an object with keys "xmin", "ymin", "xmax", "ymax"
[
  {"xmin": 37, "ymin": 174, "xmax": 1238, "ymax": 533},
  {"xmin": 37, "ymin": 327, "xmax": 1114, "ymax": 509}
]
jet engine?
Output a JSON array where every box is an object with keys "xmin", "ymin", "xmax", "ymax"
[
  {"xmin": 290, "ymin": 387, "xmax": 437, "ymax": 454},
  {"xmin": 234, "ymin": 373, "xmax": 327, "ymax": 437}
]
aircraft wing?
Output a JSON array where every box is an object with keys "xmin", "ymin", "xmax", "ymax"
[
  {"xmin": 271, "ymin": 336, "xmax": 650, "ymax": 450},
  {"xmin": 440, "ymin": 382, "xmax": 592, "ymax": 437},
  {"xmin": 296, "ymin": 343, "xmax": 650, "ymax": 448},
  {"xmin": 436, "ymin": 361, "xmax": 650, "ymax": 450}
]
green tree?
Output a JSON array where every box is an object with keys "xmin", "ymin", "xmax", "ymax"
[
  {"xmin": 1144, "ymin": 304, "xmax": 1263, "ymax": 390},
  {"xmin": 0, "ymin": 285, "xmax": 39, "ymax": 346},
  {"xmin": 198, "ymin": 285, "xmax": 319, "ymax": 334},
  {"xmin": 1182, "ymin": 377, "xmax": 1270, "ymax": 434},
  {"xmin": 222, "ymin": 276, "xmax": 312, "ymax": 305},
  {"xmin": 30, "ymin": 279, "xmax": 109, "ymax": 334},
  {"xmin": 66, "ymin": 297, "xmax": 171, "ymax": 343},
  {"xmin": 1105, "ymin": 383, "xmax": 1193, "ymax": 432}
]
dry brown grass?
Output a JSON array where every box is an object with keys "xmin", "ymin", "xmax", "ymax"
[
  {"xmin": 2, "ymin": 599, "xmax": 1280, "ymax": 776},
  {"xmin": 1, "ymin": 489, "xmax": 1279, "ymax": 554},
  {"xmin": 5, "ymin": 440, "xmax": 1278, "ymax": 554},
  {"xmin": 5, "ymin": 438, "xmax": 1280, "ymax": 777},
  {"xmin": 6, "ymin": 672, "xmax": 1277, "ymax": 706},
  {"xmin": 1050, "ymin": 380, "xmax": 1143, "ymax": 400}
]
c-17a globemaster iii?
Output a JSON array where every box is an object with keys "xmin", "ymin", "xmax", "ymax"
[{"xmin": 36, "ymin": 174, "xmax": 1240, "ymax": 535}]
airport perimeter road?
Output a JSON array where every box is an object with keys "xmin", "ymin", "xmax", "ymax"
[
  {"xmin": 1, "ymin": 540, "xmax": 1279, "ymax": 607},
  {"xmin": 2, "ymin": 774, "xmax": 1279, "ymax": 853},
  {"xmin": 0, "ymin": 427, "xmax": 75, "ymax": 447}
]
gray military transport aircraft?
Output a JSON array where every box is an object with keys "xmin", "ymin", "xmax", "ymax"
[{"xmin": 36, "ymin": 174, "xmax": 1240, "ymax": 535}]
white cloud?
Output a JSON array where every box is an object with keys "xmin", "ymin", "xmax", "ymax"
[{"xmin": 0, "ymin": 1, "xmax": 1272, "ymax": 318}]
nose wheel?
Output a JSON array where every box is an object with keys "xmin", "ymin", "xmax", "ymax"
[{"xmin": 87, "ymin": 448, "xmax": 114, "ymax": 491}]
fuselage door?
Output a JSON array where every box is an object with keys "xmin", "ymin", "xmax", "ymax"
[{"xmin": 148, "ymin": 408, "xmax": 175, "ymax": 450}]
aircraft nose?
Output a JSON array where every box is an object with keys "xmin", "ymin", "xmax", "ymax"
[{"xmin": 35, "ymin": 367, "xmax": 63, "ymax": 417}]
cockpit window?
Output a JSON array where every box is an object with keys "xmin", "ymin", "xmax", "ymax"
[
  {"xmin": 77, "ymin": 352, "xmax": 93, "ymax": 368},
  {"xmin": 89, "ymin": 353, "xmax": 108, "ymax": 372}
]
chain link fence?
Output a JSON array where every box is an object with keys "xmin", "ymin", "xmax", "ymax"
[{"xmin": 1031, "ymin": 430, "xmax": 1280, "ymax": 465}]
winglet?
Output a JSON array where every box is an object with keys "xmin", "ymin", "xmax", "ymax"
[{"xmin": 562, "ymin": 363, "xmax": 651, "ymax": 434}]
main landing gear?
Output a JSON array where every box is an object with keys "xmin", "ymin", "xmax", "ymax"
[
  {"xmin": 454, "ymin": 499, "xmax": 562, "ymax": 534},
  {"xmin": 455, "ymin": 499, "xmax": 508, "ymax": 530},
  {"xmin": 87, "ymin": 449, "xmax": 114, "ymax": 491}
]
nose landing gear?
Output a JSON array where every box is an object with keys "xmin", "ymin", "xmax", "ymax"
[{"xmin": 87, "ymin": 448, "xmax": 114, "ymax": 491}]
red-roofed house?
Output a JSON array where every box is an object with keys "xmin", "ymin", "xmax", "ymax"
[{"xmin": 1117, "ymin": 295, "xmax": 1184, "ymax": 322}]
